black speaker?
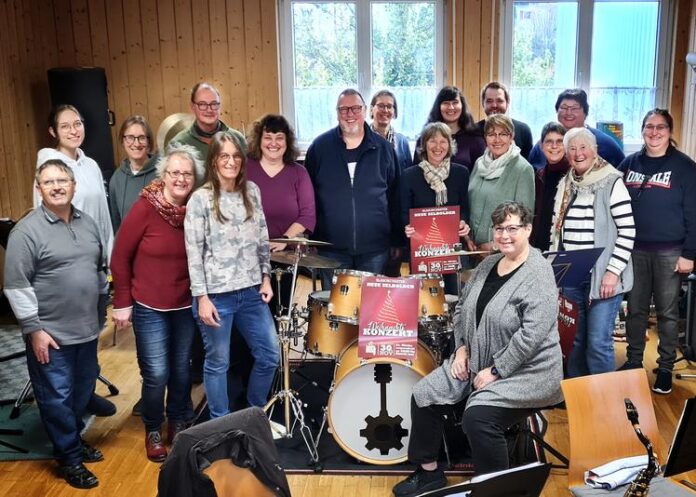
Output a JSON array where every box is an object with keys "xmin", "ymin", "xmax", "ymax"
[{"xmin": 47, "ymin": 67, "xmax": 116, "ymax": 181}]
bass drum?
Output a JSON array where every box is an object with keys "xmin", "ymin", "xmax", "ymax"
[{"xmin": 327, "ymin": 340, "xmax": 436, "ymax": 465}]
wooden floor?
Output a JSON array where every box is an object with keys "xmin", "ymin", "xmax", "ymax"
[{"xmin": 1, "ymin": 275, "xmax": 695, "ymax": 497}]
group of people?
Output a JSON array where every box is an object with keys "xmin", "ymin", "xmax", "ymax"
[{"xmin": 3, "ymin": 78, "xmax": 695, "ymax": 494}]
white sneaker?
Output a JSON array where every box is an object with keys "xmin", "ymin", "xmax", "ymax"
[{"xmin": 269, "ymin": 419, "xmax": 288, "ymax": 440}]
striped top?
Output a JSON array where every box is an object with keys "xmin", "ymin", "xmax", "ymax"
[{"xmin": 561, "ymin": 177, "xmax": 635, "ymax": 275}]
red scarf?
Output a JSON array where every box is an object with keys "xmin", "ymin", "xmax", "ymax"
[{"xmin": 141, "ymin": 179, "xmax": 187, "ymax": 228}]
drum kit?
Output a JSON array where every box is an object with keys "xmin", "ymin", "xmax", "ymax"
[{"xmin": 263, "ymin": 236, "xmax": 468, "ymax": 466}]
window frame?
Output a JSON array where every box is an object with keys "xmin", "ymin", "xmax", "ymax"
[
  {"xmin": 278, "ymin": 0, "xmax": 446, "ymax": 148},
  {"xmin": 498, "ymin": 0, "xmax": 675, "ymax": 149}
]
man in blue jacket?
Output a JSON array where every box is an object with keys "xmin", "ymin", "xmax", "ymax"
[{"xmin": 305, "ymin": 88, "xmax": 401, "ymax": 290}]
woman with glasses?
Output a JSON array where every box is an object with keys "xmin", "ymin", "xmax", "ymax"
[
  {"xmin": 619, "ymin": 108, "xmax": 696, "ymax": 394},
  {"xmin": 184, "ymin": 131, "xmax": 280, "ymax": 419},
  {"xmin": 414, "ymin": 86, "xmax": 485, "ymax": 171},
  {"xmin": 111, "ymin": 145, "xmax": 204, "ymax": 461},
  {"xmin": 550, "ymin": 127, "xmax": 635, "ymax": 378},
  {"xmin": 402, "ymin": 122, "xmax": 470, "ymax": 293},
  {"xmin": 108, "ymin": 116, "xmax": 159, "ymax": 232},
  {"xmin": 35, "ymin": 104, "xmax": 114, "ymax": 257},
  {"xmin": 393, "ymin": 202, "xmax": 562, "ymax": 496},
  {"xmin": 467, "ymin": 114, "xmax": 534, "ymax": 254},
  {"xmin": 370, "ymin": 90, "xmax": 412, "ymax": 171},
  {"xmin": 532, "ymin": 122, "xmax": 569, "ymax": 251}
]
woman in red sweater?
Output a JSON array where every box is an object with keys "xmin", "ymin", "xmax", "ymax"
[{"xmin": 111, "ymin": 145, "xmax": 204, "ymax": 462}]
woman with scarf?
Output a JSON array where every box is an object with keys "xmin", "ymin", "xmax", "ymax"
[
  {"xmin": 370, "ymin": 89, "xmax": 412, "ymax": 172},
  {"xmin": 401, "ymin": 122, "xmax": 470, "ymax": 293},
  {"xmin": 111, "ymin": 145, "xmax": 204, "ymax": 462},
  {"xmin": 549, "ymin": 127, "xmax": 635, "ymax": 378},
  {"xmin": 467, "ymin": 115, "xmax": 535, "ymax": 254}
]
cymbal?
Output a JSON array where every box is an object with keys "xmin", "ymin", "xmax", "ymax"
[
  {"xmin": 271, "ymin": 251, "xmax": 341, "ymax": 269},
  {"xmin": 269, "ymin": 237, "xmax": 332, "ymax": 246},
  {"xmin": 423, "ymin": 250, "xmax": 491, "ymax": 258}
]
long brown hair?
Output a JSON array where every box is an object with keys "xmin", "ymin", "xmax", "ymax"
[{"xmin": 204, "ymin": 131, "xmax": 254, "ymax": 223}]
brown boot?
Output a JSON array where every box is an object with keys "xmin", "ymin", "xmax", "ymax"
[
  {"xmin": 167, "ymin": 421, "xmax": 189, "ymax": 445},
  {"xmin": 145, "ymin": 431, "xmax": 167, "ymax": 462}
]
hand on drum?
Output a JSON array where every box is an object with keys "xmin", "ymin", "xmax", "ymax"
[
  {"xmin": 457, "ymin": 220, "xmax": 470, "ymax": 238},
  {"xmin": 450, "ymin": 346, "xmax": 470, "ymax": 381},
  {"xmin": 473, "ymin": 367, "xmax": 498, "ymax": 390},
  {"xmin": 112, "ymin": 307, "xmax": 132, "ymax": 330},
  {"xmin": 198, "ymin": 295, "xmax": 221, "ymax": 327},
  {"xmin": 259, "ymin": 276, "xmax": 273, "ymax": 303},
  {"xmin": 404, "ymin": 225, "xmax": 415, "ymax": 238}
]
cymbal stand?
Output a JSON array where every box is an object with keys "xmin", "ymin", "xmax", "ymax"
[{"xmin": 264, "ymin": 244, "xmax": 319, "ymax": 464}]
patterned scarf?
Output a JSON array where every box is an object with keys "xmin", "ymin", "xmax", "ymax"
[
  {"xmin": 418, "ymin": 158, "xmax": 451, "ymax": 206},
  {"xmin": 371, "ymin": 123, "xmax": 396, "ymax": 147},
  {"xmin": 550, "ymin": 156, "xmax": 615, "ymax": 249},
  {"xmin": 475, "ymin": 143, "xmax": 521, "ymax": 180},
  {"xmin": 141, "ymin": 179, "xmax": 187, "ymax": 228}
]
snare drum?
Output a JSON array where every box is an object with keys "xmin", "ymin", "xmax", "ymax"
[
  {"xmin": 413, "ymin": 274, "xmax": 448, "ymax": 322},
  {"xmin": 327, "ymin": 340, "xmax": 436, "ymax": 465},
  {"xmin": 305, "ymin": 291, "xmax": 358, "ymax": 358},
  {"xmin": 327, "ymin": 270, "xmax": 374, "ymax": 325}
]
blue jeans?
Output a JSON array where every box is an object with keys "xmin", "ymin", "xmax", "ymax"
[
  {"xmin": 317, "ymin": 249, "xmax": 390, "ymax": 291},
  {"xmin": 132, "ymin": 303, "xmax": 196, "ymax": 431},
  {"xmin": 562, "ymin": 283, "xmax": 623, "ymax": 377},
  {"xmin": 25, "ymin": 338, "xmax": 98, "ymax": 466},
  {"xmin": 193, "ymin": 287, "xmax": 280, "ymax": 418}
]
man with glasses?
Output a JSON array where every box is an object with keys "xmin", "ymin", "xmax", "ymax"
[
  {"xmin": 528, "ymin": 88, "xmax": 625, "ymax": 169},
  {"xmin": 4, "ymin": 160, "xmax": 108, "ymax": 489},
  {"xmin": 305, "ymin": 88, "xmax": 401, "ymax": 290},
  {"xmin": 476, "ymin": 81, "xmax": 533, "ymax": 160},
  {"xmin": 172, "ymin": 82, "xmax": 246, "ymax": 160}
]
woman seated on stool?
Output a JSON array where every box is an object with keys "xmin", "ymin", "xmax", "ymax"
[{"xmin": 392, "ymin": 201, "xmax": 563, "ymax": 497}]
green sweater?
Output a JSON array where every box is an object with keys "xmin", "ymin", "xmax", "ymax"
[
  {"xmin": 468, "ymin": 154, "xmax": 535, "ymax": 245},
  {"xmin": 171, "ymin": 121, "xmax": 246, "ymax": 163}
]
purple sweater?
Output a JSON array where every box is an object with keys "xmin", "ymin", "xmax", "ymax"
[{"xmin": 246, "ymin": 158, "xmax": 316, "ymax": 238}]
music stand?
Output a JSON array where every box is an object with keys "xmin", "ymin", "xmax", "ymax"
[
  {"xmin": 418, "ymin": 462, "xmax": 550, "ymax": 497},
  {"xmin": 544, "ymin": 248, "xmax": 604, "ymax": 287},
  {"xmin": 663, "ymin": 397, "xmax": 696, "ymax": 491}
]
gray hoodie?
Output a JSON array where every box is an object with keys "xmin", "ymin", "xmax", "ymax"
[{"xmin": 108, "ymin": 154, "xmax": 159, "ymax": 232}]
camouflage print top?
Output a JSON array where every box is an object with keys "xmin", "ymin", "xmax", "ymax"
[{"xmin": 184, "ymin": 182, "xmax": 271, "ymax": 297}]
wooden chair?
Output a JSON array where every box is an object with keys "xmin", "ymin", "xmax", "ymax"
[
  {"xmin": 561, "ymin": 369, "xmax": 667, "ymax": 489},
  {"xmin": 204, "ymin": 459, "xmax": 277, "ymax": 497}
]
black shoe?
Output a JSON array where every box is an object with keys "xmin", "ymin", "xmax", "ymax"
[
  {"xmin": 132, "ymin": 398, "xmax": 143, "ymax": 417},
  {"xmin": 393, "ymin": 467, "xmax": 447, "ymax": 497},
  {"xmin": 59, "ymin": 463, "xmax": 99, "ymax": 489},
  {"xmin": 652, "ymin": 368, "xmax": 672, "ymax": 394},
  {"xmin": 80, "ymin": 439, "xmax": 104, "ymax": 463},
  {"xmin": 86, "ymin": 393, "xmax": 116, "ymax": 417},
  {"xmin": 617, "ymin": 361, "xmax": 643, "ymax": 372}
]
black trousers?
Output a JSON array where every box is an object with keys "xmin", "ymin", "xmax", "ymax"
[{"xmin": 407, "ymin": 395, "xmax": 533, "ymax": 474}]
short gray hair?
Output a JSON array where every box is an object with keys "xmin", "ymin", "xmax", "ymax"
[
  {"xmin": 156, "ymin": 144, "xmax": 205, "ymax": 186},
  {"xmin": 563, "ymin": 127, "xmax": 597, "ymax": 154},
  {"xmin": 35, "ymin": 159, "xmax": 75, "ymax": 184}
]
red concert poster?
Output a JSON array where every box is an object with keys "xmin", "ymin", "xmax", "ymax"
[
  {"xmin": 558, "ymin": 295, "xmax": 579, "ymax": 365},
  {"xmin": 358, "ymin": 276, "xmax": 419, "ymax": 360},
  {"xmin": 409, "ymin": 206, "xmax": 460, "ymax": 274}
]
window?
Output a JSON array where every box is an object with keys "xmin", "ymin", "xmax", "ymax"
[
  {"xmin": 500, "ymin": 0, "xmax": 674, "ymax": 147},
  {"xmin": 279, "ymin": 0, "xmax": 444, "ymax": 145}
]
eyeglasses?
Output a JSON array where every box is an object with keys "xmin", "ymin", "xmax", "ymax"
[
  {"xmin": 39, "ymin": 178, "xmax": 72, "ymax": 188},
  {"xmin": 337, "ymin": 105, "xmax": 364, "ymax": 116},
  {"xmin": 493, "ymin": 224, "xmax": 525, "ymax": 235},
  {"xmin": 58, "ymin": 120, "xmax": 84, "ymax": 132},
  {"xmin": 374, "ymin": 103, "xmax": 394, "ymax": 111},
  {"xmin": 166, "ymin": 170, "xmax": 194, "ymax": 181},
  {"xmin": 558, "ymin": 105, "xmax": 583, "ymax": 114},
  {"xmin": 643, "ymin": 124, "xmax": 669, "ymax": 132},
  {"xmin": 486, "ymin": 132, "xmax": 511, "ymax": 140},
  {"xmin": 193, "ymin": 101, "xmax": 221, "ymax": 111},
  {"xmin": 543, "ymin": 138, "xmax": 564, "ymax": 147},
  {"xmin": 123, "ymin": 134, "xmax": 148, "ymax": 145},
  {"xmin": 217, "ymin": 153, "xmax": 243, "ymax": 163}
]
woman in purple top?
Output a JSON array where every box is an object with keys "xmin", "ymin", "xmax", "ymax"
[{"xmin": 247, "ymin": 114, "xmax": 316, "ymax": 315}]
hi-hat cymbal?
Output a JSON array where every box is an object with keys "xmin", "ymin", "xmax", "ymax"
[
  {"xmin": 423, "ymin": 250, "xmax": 491, "ymax": 258},
  {"xmin": 271, "ymin": 251, "xmax": 340, "ymax": 269},
  {"xmin": 269, "ymin": 237, "xmax": 332, "ymax": 246}
]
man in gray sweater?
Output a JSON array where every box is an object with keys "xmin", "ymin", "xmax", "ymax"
[{"xmin": 4, "ymin": 160, "xmax": 108, "ymax": 489}]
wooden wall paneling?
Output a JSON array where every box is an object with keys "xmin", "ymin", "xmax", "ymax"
[
  {"xmin": 123, "ymin": 0, "xmax": 149, "ymax": 120},
  {"xmin": 479, "ymin": 0, "xmax": 494, "ymax": 113},
  {"xmin": 104, "ymin": 0, "xmax": 132, "ymax": 156},
  {"xmin": 461, "ymin": 0, "xmax": 483, "ymax": 120},
  {"xmin": 209, "ymin": 0, "xmax": 233, "ymax": 126},
  {"xmin": 0, "ymin": 1, "xmax": 14, "ymax": 217},
  {"xmin": 670, "ymin": 0, "xmax": 691, "ymax": 144},
  {"xmin": 243, "ymin": 0, "xmax": 265, "ymax": 126},
  {"xmin": 69, "ymin": 0, "xmax": 94, "ymax": 66},
  {"xmin": 226, "ymin": 0, "xmax": 249, "ymax": 130},
  {"xmin": 191, "ymin": 0, "xmax": 214, "ymax": 84},
  {"xmin": 174, "ymin": 0, "xmax": 197, "ymax": 102},
  {"xmin": 52, "ymin": 0, "xmax": 77, "ymax": 67},
  {"xmin": 157, "ymin": 0, "xmax": 184, "ymax": 116},
  {"xmin": 682, "ymin": 0, "xmax": 696, "ymax": 158},
  {"xmin": 259, "ymin": 0, "xmax": 281, "ymax": 114},
  {"xmin": 139, "ymin": 0, "xmax": 167, "ymax": 134},
  {"xmin": 491, "ymin": 0, "xmax": 500, "ymax": 83}
]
